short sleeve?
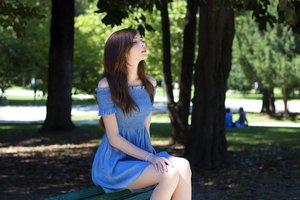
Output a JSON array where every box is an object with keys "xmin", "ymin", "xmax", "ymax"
[{"xmin": 96, "ymin": 88, "xmax": 116, "ymax": 116}]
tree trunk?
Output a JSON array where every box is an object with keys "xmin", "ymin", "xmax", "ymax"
[
  {"xmin": 261, "ymin": 88, "xmax": 275, "ymax": 114},
  {"xmin": 40, "ymin": 0, "xmax": 76, "ymax": 133},
  {"xmin": 160, "ymin": 0, "xmax": 174, "ymax": 104},
  {"xmin": 282, "ymin": 86, "xmax": 290, "ymax": 117},
  {"xmin": 185, "ymin": 1, "xmax": 235, "ymax": 169},
  {"xmin": 166, "ymin": 0, "xmax": 198, "ymax": 144}
]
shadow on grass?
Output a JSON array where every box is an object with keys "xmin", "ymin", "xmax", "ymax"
[
  {"xmin": 0, "ymin": 123, "xmax": 299, "ymax": 199},
  {"xmin": 269, "ymin": 112, "xmax": 299, "ymax": 121},
  {"xmin": 0, "ymin": 122, "xmax": 171, "ymax": 147}
]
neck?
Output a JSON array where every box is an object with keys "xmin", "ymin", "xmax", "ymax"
[
  {"xmin": 127, "ymin": 62, "xmax": 140, "ymax": 84},
  {"xmin": 127, "ymin": 73, "xmax": 139, "ymax": 84}
]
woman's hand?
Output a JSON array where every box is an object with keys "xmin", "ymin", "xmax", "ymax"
[{"xmin": 146, "ymin": 154, "xmax": 173, "ymax": 173}]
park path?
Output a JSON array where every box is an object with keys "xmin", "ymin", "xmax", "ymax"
[
  {"xmin": 1, "ymin": 88, "xmax": 300, "ymax": 126},
  {"xmin": 0, "ymin": 100, "xmax": 300, "ymax": 127}
]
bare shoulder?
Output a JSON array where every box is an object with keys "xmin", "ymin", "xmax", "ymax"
[
  {"xmin": 97, "ymin": 77, "xmax": 109, "ymax": 88},
  {"xmin": 145, "ymin": 75, "xmax": 157, "ymax": 87}
]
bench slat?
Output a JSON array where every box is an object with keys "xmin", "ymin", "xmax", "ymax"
[
  {"xmin": 44, "ymin": 187, "xmax": 154, "ymax": 200},
  {"xmin": 83, "ymin": 189, "xmax": 132, "ymax": 200},
  {"xmin": 124, "ymin": 189, "xmax": 153, "ymax": 200},
  {"xmin": 44, "ymin": 186, "xmax": 104, "ymax": 200}
]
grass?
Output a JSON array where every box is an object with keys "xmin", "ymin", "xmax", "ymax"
[
  {"xmin": 226, "ymin": 88, "xmax": 300, "ymax": 100},
  {"xmin": 0, "ymin": 122, "xmax": 298, "ymax": 149},
  {"xmin": 226, "ymin": 127, "xmax": 300, "ymax": 159},
  {"xmin": 191, "ymin": 127, "xmax": 300, "ymax": 199},
  {"xmin": 0, "ymin": 123, "xmax": 299, "ymax": 199},
  {"xmin": 1, "ymin": 87, "xmax": 299, "ymax": 199}
]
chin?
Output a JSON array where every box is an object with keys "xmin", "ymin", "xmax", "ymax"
[{"xmin": 141, "ymin": 55, "xmax": 148, "ymax": 60}]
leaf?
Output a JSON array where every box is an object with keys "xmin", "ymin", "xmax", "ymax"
[
  {"xmin": 145, "ymin": 23, "xmax": 155, "ymax": 32},
  {"xmin": 284, "ymin": 2, "xmax": 297, "ymax": 26},
  {"xmin": 140, "ymin": 14, "xmax": 146, "ymax": 22},
  {"xmin": 278, "ymin": 0, "xmax": 288, "ymax": 11},
  {"xmin": 137, "ymin": 24, "xmax": 145, "ymax": 36}
]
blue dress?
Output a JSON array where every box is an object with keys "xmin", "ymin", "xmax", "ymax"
[{"xmin": 91, "ymin": 86, "xmax": 170, "ymax": 193}]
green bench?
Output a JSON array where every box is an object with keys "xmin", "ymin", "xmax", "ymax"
[{"xmin": 44, "ymin": 186, "xmax": 154, "ymax": 200}]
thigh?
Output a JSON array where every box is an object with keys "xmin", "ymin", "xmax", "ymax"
[{"xmin": 127, "ymin": 164, "xmax": 160, "ymax": 190}]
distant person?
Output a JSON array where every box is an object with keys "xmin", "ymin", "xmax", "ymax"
[
  {"xmin": 235, "ymin": 107, "xmax": 248, "ymax": 128},
  {"xmin": 225, "ymin": 108, "xmax": 233, "ymax": 128}
]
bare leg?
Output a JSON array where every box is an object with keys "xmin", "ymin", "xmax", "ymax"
[
  {"xmin": 168, "ymin": 156, "xmax": 192, "ymax": 200},
  {"xmin": 128, "ymin": 164, "xmax": 179, "ymax": 200}
]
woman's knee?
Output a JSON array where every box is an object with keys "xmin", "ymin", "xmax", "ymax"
[
  {"xmin": 171, "ymin": 157, "xmax": 192, "ymax": 178},
  {"xmin": 159, "ymin": 165, "xmax": 180, "ymax": 183}
]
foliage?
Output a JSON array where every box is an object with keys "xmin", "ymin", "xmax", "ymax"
[
  {"xmin": 0, "ymin": 0, "xmax": 43, "ymax": 36},
  {"xmin": 73, "ymin": 1, "xmax": 186, "ymax": 93},
  {"xmin": 217, "ymin": 0, "xmax": 300, "ymax": 33},
  {"xmin": 0, "ymin": 1, "xmax": 49, "ymax": 94},
  {"xmin": 95, "ymin": 0, "xmax": 159, "ymax": 34},
  {"xmin": 230, "ymin": 11, "xmax": 300, "ymax": 96}
]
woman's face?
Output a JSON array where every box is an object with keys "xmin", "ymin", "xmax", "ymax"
[{"xmin": 127, "ymin": 34, "xmax": 147, "ymax": 63}]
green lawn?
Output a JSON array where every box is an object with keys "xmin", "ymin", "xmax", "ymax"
[
  {"xmin": 0, "ymin": 123, "xmax": 298, "ymax": 148},
  {"xmin": 226, "ymin": 88, "xmax": 300, "ymax": 100},
  {"xmin": 226, "ymin": 127, "xmax": 300, "ymax": 160}
]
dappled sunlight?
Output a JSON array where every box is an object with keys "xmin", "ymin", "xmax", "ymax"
[
  {"xmin": 0, "ymin": 123, "xmax": 299, "ymax": 199},
  {"xmin": 0, "ymin": 142, "xmax": 97, "ymax": 199},
  {"xmin": 0, "ymin": 143, "xmax": 97, "ymax": 156}
]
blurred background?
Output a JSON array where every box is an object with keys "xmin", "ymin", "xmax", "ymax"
[{"xmin": 0, "ymin": 0, "xmax": 299, "ymax": 199}]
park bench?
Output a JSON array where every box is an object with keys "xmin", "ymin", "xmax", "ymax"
[{"xmin": 44, "ymin": 186, "xmax": 154, "ymax": 200}]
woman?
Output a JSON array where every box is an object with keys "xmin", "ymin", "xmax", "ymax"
[{"xmin": 91, "ymin": 28, "xmax": 192, "ymax": 200}]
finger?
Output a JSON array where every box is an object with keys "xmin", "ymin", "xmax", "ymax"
[
  {"xmin": 162, "ymin": 162, "xmax": 168, "ymax": 172},
  {"xmin": 163, "ymin": 158, "xmax": 174, "ymax": 167},
  {"xmin": 157, "ymin": 160, "xmax": 165, "ymax": 173},
  {"xmin": 154, "ymin": 163, "xmax": 160, "ymax": 172},
  {"xmin": 162, "ymin": 162, "xmax": 167, "ymax": 173},
  {"xmin": 159, "ymin": 159, "xmax": 167, "ymax": 172}
]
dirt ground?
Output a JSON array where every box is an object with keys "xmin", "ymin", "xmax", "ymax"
[
  {"xmin": 0, "ymin": 131, "xmax": 223, "ymax": 200},
  {"xmin": 0, "ymin": 131, "xmax": 300, "ymax": 200}
]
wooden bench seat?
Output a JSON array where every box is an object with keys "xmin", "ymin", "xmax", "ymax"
[{"xmin": 44, "ymin": 186, "xmax": 154, "ymax": 200}]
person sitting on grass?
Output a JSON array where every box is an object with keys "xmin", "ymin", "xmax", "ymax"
[
  {"xmin": 235, "ymin": 107, "xmax": 248, "ymax": 128},
  {"xmin": 225, "ymin": 108, "xmax": 233, "ymax": 128}
]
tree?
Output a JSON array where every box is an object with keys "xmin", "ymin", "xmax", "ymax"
[
  {"xmin": 232, "ymin": 9, "xmax": 300, "ymax": 115},
  {"xmin": 167, "ymin": 0, "xmax": 197, "ymax": 144},
  {"xmin": 185, "ymin": 0, "xmax": 235, "ymax": 169},
  {"xmin": 96, "ymin": 0, "xmax": 196, "ymax": 144},
  {"xmin": 0, "ymin": 0, "xmax": 44, "ymax": 93},
  {"xmin": 95, "ymin": 0, "xmax": 300, "ymax": 169},
  {"xmin": 40, "ymin": 0, "xmax": 76, "ymax": 132}
]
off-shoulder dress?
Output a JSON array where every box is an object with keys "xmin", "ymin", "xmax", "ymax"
[{"xmin": 91, "ymin": 86, "xmax": 169, "ymax": 192}]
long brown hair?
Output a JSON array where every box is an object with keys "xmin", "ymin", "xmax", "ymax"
[{"xmin": 103, "ymin": 28, "xmax": 154, "ymax": 114}]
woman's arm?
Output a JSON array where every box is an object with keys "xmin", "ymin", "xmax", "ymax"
[
  {"xmin": 103, "ymin": 114, "xmax": 150, "ymax": 161},
  {"xmin": 144, "ymin": 74, "xmax": 156, "ymax": 136},
  {"xmin": 144, "ymin": 113, "xmax": 152, "ymax": 137},
  {"xmin": 103, "ymin": 113, "xmax": 171, "ymax": 173}
]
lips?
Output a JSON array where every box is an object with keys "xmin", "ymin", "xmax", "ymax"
[{"xmin": 141, "ymin": 50, "xmax": 147, "ymax": 53}]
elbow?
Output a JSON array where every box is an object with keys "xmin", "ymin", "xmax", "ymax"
[{"xmin": 107, "ymin": 135, "xmax": 121, "ymax": 148}]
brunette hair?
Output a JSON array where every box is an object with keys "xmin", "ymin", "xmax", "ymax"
[{"xmin": 103, "ymin": 28, "xmax": 155, "ymax": 114}]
